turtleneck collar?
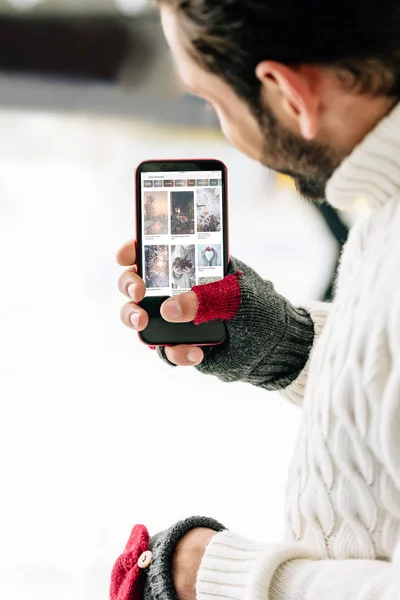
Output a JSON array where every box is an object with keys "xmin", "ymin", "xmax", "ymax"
[{"xmin": 326, "ymin": 102, "xmax": 400, "ymax": 211}]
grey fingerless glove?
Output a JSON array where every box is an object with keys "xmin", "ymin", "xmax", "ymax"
[
  {"xmin": 159, "ymin": 257, "xmax": 315, "ymax": 391},
  {"xmin": 110, "ymin": 516, "xmax": 226, "ymax": 600}
]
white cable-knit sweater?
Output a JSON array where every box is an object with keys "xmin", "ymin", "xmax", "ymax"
[{"xmin": 196, "ymin": 104, "xmax": 400, "ymax": 599}]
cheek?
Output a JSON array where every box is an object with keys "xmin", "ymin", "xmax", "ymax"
[{"xmin": 215, "ymin": 106, "xmax": 264, "ymax": 161}]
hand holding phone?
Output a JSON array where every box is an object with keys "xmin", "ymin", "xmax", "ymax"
[
  {"xmin": 118, "ymin": 248, "xmax": 315, "ymax": 387},
  {"xmin": 134, "ymin": 159, "xmax": 229, "ymax": 347},
  {"xmin": 119, "ymin": 158, "xmax": 314, "ymax": 384}
]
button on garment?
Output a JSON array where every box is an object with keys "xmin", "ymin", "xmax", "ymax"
[{"xmin": 138, "ymin": 550, "xmax": 153, "ymax": 569}]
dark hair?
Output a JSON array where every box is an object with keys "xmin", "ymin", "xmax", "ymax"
[{"xmin": 157, "ymin": 0, "xmax": 400, "ymax": 107}]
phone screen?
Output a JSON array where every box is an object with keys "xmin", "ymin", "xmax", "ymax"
[{"xmin": 140, "ymin": 169, "xmax": 225, "ymax": 297}]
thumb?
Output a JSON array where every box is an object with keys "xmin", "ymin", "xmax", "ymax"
[{"xmin": 161, "ymin": 291, "xmax": 198, "ymax": 323}]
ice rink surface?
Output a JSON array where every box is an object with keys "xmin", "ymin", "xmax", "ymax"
[{"xmin": 0, "ymin": 109, "xmax": 339, "ymax": 599}]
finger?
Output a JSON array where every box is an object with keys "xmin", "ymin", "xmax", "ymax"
[
  {"xmin": 116, "ymin": 240, "xmax": 136, "ymax": 266},
  {"xmin": 160, "ymin": 291, "xmax": 198, "ymax": 323},
  {"xmin": 118, "ymin": 268, "xmax": 146, "ymax": 303},
  {"xmin": 165, "ymin": 345, "xmax": 204, "ymax": 366},
  {"xmin": 120, "ymin": 302, "xmax": 149, "ymax": 332}
]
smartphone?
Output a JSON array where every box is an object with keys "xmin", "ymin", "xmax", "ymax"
[{"xmin": 135, "ymin": 159, "xmax": 229, "ymax": 347}]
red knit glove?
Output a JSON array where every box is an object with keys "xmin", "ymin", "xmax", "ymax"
[{"xmin": 191, "ymin": 271, "xmax": 242, "ymax": 325}]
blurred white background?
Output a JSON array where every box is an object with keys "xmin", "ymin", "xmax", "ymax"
[
  {"xmin": 0, "ymin": 3, "xmax": 343, "ymax": 599},
  {"xmin": 0, "ymin": 0, "xmax": 151, "ymax": 15}
]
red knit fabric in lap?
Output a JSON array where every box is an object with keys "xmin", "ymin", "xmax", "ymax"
[
  {"xmin": 192, "ymin": 272, "xmax": 242, "ymax": 325},
  {"xmin": 110, "ymin": 525, "xmax": 149, "ymax": 600}
]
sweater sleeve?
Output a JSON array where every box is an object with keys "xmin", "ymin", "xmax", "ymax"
[
  {"xmin": 158, "ymin": 257, "xmax": 317, "ymax": 393},
  {"xmin": 280, "ymin": 301, "xmax": 333, "ymax": 406},
  {"xmin": 196, "ymin": 531, "xmax": 400, "ymax": 600}
]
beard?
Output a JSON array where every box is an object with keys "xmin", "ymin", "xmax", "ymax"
[{"xmin": 256, "ymin": 103, "xmax": 344, "ymax": 202}]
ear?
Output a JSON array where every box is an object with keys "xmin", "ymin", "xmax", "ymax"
[{"xmin": 255, "ymin": 61, "xmax": 320, "ymax": 140}]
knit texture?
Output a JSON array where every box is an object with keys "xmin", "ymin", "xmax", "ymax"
[
  {"xmin": 198, "ymin": 530, "xmax": 397, "ymax": 600},
  {"xmin": 192, "ymin": 273, "xmax": 242, "ymax": 324},
  {"xmin": 196, "ymin": 102, "xmax": 400, "ymax": 599},
  {"xmin": 159, "ymin": 256, "xmax": 315, "ymax": 392},
  {"xmin": 280, "ymin": 301, "xmax": 333, "ymax": 406},
  {"xmin": 144, "ymin": 517, "xmax": 225, "ymax": 600},
  {"xmin": 110, "ymin": 525, "xmax": 150, "ymax": 600},
  {"xmin": 196, "ymin": 530, "xmax": 315, "ymax": 600}
]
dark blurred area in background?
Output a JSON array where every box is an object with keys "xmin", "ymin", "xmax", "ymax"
[
  {"xmin": 0, "ymin": 2, "xmax": 217, "ymax": 125},
  {"xmin": 0, "ymin": 1, "xmax": 349, "ymax": 300},
  {"xmin": 0, "ymin": 17, "xmax": 136, "ymax": 81}
]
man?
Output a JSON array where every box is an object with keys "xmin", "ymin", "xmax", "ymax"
[{"xmin": 113, "ymin": 1, "xmax": 400, "ymax": 599}]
